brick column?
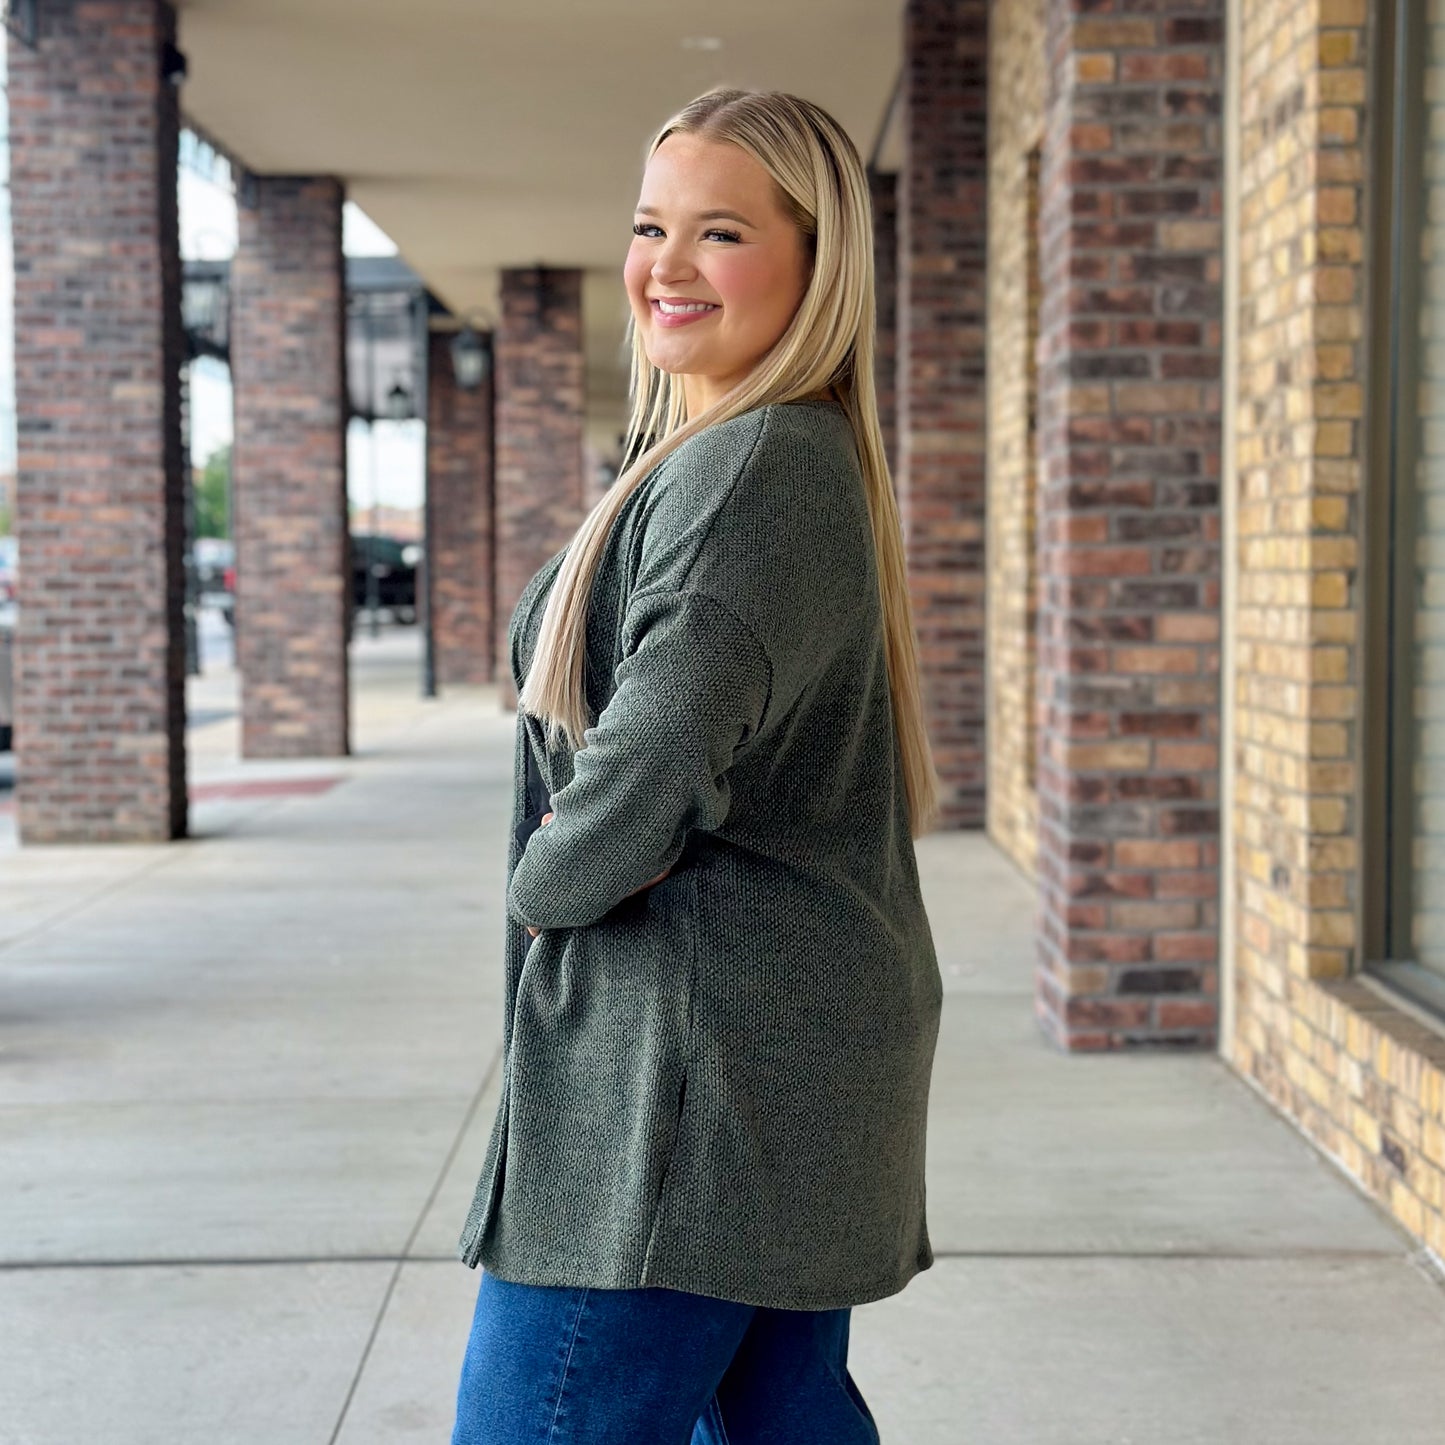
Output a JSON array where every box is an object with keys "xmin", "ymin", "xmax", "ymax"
[
  {"xmin": 869, "ymin": 169, "xmax": 899, "ymax": 478},
  {"xmin": 231, "ymin": 176, "xmax": 350, "ymax": 757},
  {"xmin": 1033, "ymin": 2, "xmax": 1224, "ymax": 1050},
  {"xmin": 427, "ymin": 328, "xmax": 496, "ymax": 686},
  {"xmin": 898, "ymin": 0, "xmax": 990, "ymax": 828},
  {"xmin": 8, "ymin": 0, "xmax": 187, "ymax": 843},
  {"xmin": 494, "ymin": 268, "xmax": 585, "ymax": 711}
]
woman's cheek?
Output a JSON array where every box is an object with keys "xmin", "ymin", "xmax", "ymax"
[
  {"xmin": 623, "ymin": 247, "xmax": 652, "ymax": 312},
  {"xmin": 704, "ymin": 253, "xmax": 758, "ymax": 313},
  {"xmin": 719, "ymin": 257, "xmax": 792, "ymax": 341}
]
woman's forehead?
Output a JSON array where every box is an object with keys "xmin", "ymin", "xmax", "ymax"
[
  {"xmin": 644, "ymin": 136, "xmax": 765, "ymax": 191},
  {"xmin": 638, "ymin": 137, "xmax": 783, "ymax": 220}
]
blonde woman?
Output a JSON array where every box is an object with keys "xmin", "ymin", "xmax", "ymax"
[{"xmin": 451, "ymin": 86, "xmax": 944, "ymax": 1445}]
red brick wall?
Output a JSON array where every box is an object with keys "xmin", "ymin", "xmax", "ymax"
[
  {"xmin": 870, "ymin": 169, "xmax": 899, "ymax": 479},
  {"xmin": 8, "ymin": 0, "xmax": 188, "ymax": 843},
  {"xmin": 898, "ymin": 0, "xmax": 990, "ymax": 828},
  {"xmin": 494, "ymin": 268, "xmax": 585, "ymax": 711},
  {"xmin": 231, "ymin": 176, "xmax": 350, "ymax": 757},
  {"xmin": 427, "ymin": 329, "xmax": 496, "ymax": 687},
  {"xmin": 1033, "ymin": 0, "xmax": 1224, "ymax": 1049}
]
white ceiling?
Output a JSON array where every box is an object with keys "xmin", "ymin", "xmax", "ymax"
[{"xmin": 175, "ymin": 0, "xmax": 904, "ymax": 422}]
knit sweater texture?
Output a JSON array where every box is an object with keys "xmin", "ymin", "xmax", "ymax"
[{"xmin": 456, "ymin": 397, "xmax": 944, "ymax": 1310}]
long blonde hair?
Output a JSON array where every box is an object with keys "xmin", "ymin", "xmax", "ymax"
[{"xmin": 518, "ymin": 86, "xmax": 941, "ymax": 837}]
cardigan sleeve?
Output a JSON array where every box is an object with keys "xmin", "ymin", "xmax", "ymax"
[{"xmin": 504, "ymin": 585, "xmax": 773, "ymax": 932}]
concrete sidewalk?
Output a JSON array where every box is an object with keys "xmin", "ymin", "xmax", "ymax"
[{"xmin": 2, "ymin": 631, "xmax": 1443, "ymax": 1444}]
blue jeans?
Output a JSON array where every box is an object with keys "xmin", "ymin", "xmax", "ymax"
[{"xmin": 451, "ymin": 1269, "xmax": 882, "ymax": 1444}]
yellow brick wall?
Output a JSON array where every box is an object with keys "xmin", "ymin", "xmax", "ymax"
[
  {"xmin": 986, "ymin": 0, "xmax": 1046, "ymax": 877},
  {"xmin": 1230, "ymin": 0, "xmax": 1445, "ymax": 1260}
]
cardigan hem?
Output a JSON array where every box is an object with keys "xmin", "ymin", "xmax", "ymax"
[{"xmin": 457, "ymin": 1241, "xmax": 934, "ymax": 1314}]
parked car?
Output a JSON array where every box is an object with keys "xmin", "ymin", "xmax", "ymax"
[
  {"xmin": 0, "ymin": 633, "xmax": 11, "ymax": 753},
  {"xmin": 193, "ymin": 537, "xmax": 234, "ymax": 597},
  {"xmin": 351, "ymin": 533, "xmax": 420, "ymax": 625},
  {"xmin": 0, "ymin": 537, "xmax": 15, "ymax": 752},
  {"xmin": 220, "ymin": 562, "xmax": 236, "ymax": 627},
  {"xmin": 217, "ymin": 535, "xmax": 421, "ymax": 628},
  {"xmin": 0, "ymin": 535, "xmax": 16, "ymax": 606}
]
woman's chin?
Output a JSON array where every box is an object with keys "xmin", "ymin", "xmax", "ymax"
[{"xmin": 645, "ymin": 348, "xmax": 704, "ymax": 378}]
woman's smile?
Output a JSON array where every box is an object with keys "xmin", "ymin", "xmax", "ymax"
[{"xmin": 650, "ymin": 296, "xmax": 721, "ymax": 327}]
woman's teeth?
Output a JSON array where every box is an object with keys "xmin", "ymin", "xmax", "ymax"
[{"xmin": 657, "ymin": 300, "xmax": 717, "ymax": 314}]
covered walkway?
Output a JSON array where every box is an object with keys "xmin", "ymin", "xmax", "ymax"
[{"xmin": 2, "ymin": 639, "xmax": 1442, "ymax": 1443}]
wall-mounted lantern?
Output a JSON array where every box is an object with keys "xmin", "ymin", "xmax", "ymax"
[
  {"xmin": 450, "ymin": 321, "xmax": 493, "ymax": 391},
  {"xmin": 384, "ymin": 379, "xmax": 414, "ymax": 421},
  {"xmin": 162, "ymin": 41, "xmax": 188, "ymax": 87},
  {"xmin": 3, "ymin": 0, "xmax": 38, "ymax": 48}
]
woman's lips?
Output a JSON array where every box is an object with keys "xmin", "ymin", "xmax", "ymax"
[{"xmin": 650, "ymin": 298, "xmax": 720, "ymax": 328}]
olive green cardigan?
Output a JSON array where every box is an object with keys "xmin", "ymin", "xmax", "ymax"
[{"xmin": 457, "ymin": 398, "xmax": 944, "ymax": 1310}]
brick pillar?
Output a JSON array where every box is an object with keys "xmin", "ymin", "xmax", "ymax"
[
  {"xmin": 231, "ymin": 176, "xmax": 350, "ymax": 757},
  {"xmin": 494, "ymin": 268, "xmax": 585, "ymax": 711},
  {"xmin": 898, "ymin": 0, "xmax": 990, "ymax": 828},
  {"xmin": 8, "ymin": 0, "xmax": 187, "ymax": 843},
  {"xmin": 1033, "ymin": 2, "xmax": 1224, "ymax": 1050},
  {"xmin": 427, "ymin": 328, "xmax": 496, "ymax": 686},
  {"xmin": 869, "ymin": 169, "xmax": 899, "ymax": 478}
]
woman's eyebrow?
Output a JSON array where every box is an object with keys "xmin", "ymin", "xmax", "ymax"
[{"xmin": 634, "ymin": 205, "xmax": 758, "ymax": 227}]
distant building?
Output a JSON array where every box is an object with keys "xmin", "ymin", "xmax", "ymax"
[{"xmin": 351, "ymin": 504, "xmax": 423, "ymax": 544}]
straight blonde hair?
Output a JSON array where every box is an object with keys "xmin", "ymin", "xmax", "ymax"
[{"xmin": 518, "ymin": 86, "xmax": 941, "ymax": 837}]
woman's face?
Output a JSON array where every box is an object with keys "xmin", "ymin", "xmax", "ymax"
[{"xmin": 624, "ymin": 132, "xmax": 812, "ymax": 413}]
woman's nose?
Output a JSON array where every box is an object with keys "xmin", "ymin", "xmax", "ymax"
[{"xmin": 652, "ymin": 240, "xmax": 697, "ymax": 284}]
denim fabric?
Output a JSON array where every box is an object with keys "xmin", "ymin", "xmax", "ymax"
[{"xmin": 450, "ymin": 1269, "xmax": 881, "ymax": 1445}]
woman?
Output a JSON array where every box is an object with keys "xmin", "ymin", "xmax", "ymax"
[{"xmin": 452, "ymin": 86, "xmax": 944, "ymax": 1444}]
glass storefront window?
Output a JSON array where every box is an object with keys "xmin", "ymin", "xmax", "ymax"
[{"xmin": 1366, "ymin": 0, "xmax": 1445, "ymax": 1020}]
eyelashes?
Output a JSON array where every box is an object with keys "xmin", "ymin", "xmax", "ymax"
[{"xmin": 632, "ymin": 223, "xmax": 742, "ymax": 244}]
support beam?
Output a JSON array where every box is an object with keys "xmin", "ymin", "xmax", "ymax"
[
  {"xmin": 869, "ymin": 169, "xmax": 900, "ymax": 479},
  {"xmin": 9, "ymin": 0, "xmax": 187, "ymax": 843},
  {"xmin": 1033, "ymin": 0, "xmax": 1225, "ymax": 1050},
  {"xmin": 427, "ymin": 328, "xmax": 496, "ymax": 687},
  {"xmin": 494, "ymin": 268, "xmax": 585, "ymax": 711},
  {"xmin": 231, "ymin": 175, "xmax": 350, "ymax": 758},
  {"xmin": 898, "ymin": 0, "xmax": 990, "ymax": 828}
]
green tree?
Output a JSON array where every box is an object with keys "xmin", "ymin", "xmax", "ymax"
[{"xmin": 194, "ymin": 443, "xmax": 231, "ymax": 538}]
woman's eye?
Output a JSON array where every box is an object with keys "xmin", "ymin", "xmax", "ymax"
[{"xmin": 630, "ymin": 222, "xmax": 741, "ymax": 243}]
